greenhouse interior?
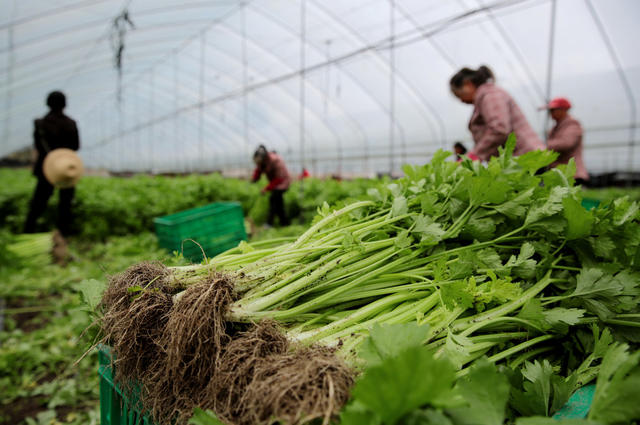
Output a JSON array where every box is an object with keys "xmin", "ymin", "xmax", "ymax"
[{"xmin": 1, "ymin": 1, "xmax": 640, "ymax": 425}]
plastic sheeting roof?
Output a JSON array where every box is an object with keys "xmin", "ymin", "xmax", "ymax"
[{"xmin": 1, "ymin": 0, "xmax": 639, "ymax": 176}]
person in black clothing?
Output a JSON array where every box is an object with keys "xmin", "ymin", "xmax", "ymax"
[{"xmin": 24, "ymin": 91, "xmax": 80, "ymax": 236}]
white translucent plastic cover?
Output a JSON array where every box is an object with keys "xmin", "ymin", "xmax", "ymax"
[{"xmin": 1, "ymin": 0, "xmax": 638, "ymax": 175}]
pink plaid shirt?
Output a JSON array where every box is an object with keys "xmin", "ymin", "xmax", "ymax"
[
  {"xmin": 469, "ymin": 83, "xmax": 545, "ymax": 161},
  {"xmin": 548, "ymin": 115, "xmax": 588, "ymax": 180}
]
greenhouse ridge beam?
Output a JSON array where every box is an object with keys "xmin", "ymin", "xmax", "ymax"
[
  {"xmin": 0, "ymin": 26, "xmax": 204, "ymax": 76},
  {"xmin": 0, "ymin": 0, "xmax": 112, "ymax": 31},
  {"xmin": 96, "ymin": 0, "xmax": 528, "ymax": 115},
  {"xmin": 394, "ymin": 3, "xmax": 456, "ymax": 69},
  {"xmin": 87, "ymin": 0, "xmax": 529, "ymax": 123},
  {"xmin": 0, "ymin": 2, "xmax": 238, "ymax": 54},
  {"xmin": 92, "ymin": 0, "xmax": 526, "ymax": 155},
  {"xmin": 86, "ymin": 0, "xmax": 537, "ymax": 155},
  {"xmin": 0, "ymin": 62, "xmax": 177, "ymax": 126},
  {"xmin": 380, "ymin": 0, "xmax": 532, "ymax": 50}
]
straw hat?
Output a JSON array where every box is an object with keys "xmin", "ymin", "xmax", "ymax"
[{"xmin": 43, "ymin": 148, "xmax": 84, "ymax": 188}]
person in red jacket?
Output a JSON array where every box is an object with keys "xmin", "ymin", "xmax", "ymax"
[
  {"xmin": 541, "ymin": 97, "xmax": 589, "ymax": 185},
  {"xmin": 252, "ymin": 145, "xmax": 291, "ymax": 226}
]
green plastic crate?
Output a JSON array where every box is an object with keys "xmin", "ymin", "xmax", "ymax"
[
  {"xmin": 98, "ymin": 345, "xmax": 155, "ymax": 425},
  {"xmin": 581, "ymin": 198, "xmax": 601, "ymax": 210},
  {"xmin": 154, "ymin": 202, "xmax": 247, "ymax": 262},
  {"xmin": 553, "ymin": 384, "xmax": 597, "ymax": 420},
  {"xmin": 98, "ymin": 343, "xmax": 594, "ymax": 424}
]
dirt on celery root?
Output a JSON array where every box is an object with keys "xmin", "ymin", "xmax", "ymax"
[
  {"xmin": 209, "ymin": 320, "xmax": 355, "ymax": 425},
  {"xmin": 242, "ymin": 343, "xmax": 355, "ymax": 425},
  {"xmin": 208, "ymin": 320, "xmax": 289, "ymax": 422}
]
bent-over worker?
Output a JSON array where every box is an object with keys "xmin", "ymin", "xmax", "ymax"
[
  {"xmin": 252, "ymin": 145, "xmax": 291, "ymax": 226},
  {"xmin": 542, "ymin": 97, "xmax": 589, "ymax": 185},
  {"xmin": 450, "ymin": 65, "xmax": 545, "ymax": 161}
]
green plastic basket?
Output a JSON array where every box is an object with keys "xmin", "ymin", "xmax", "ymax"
[
  {"xmin": 98, "ymin": 343, "xmax": 595, "ymax": 424},
  {"xmin": 98, "ymin": 345, "xmax": 155, "ymax": 425},
  {"xmin": 154, "ymin": 202, "xmax": 247, "ymax": 262},
  {"xmin": 553, "ymin": 384, "xmax": 597, "ymax": 419},
  {"xmin": 581, "ymin": 198, "xmax": 601, "ymax": 211}
]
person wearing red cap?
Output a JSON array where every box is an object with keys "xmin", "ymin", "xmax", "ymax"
[
  {"xmin": 542, "ymin": 97, "xmax": 589, "ymax": 185},
  {"xmin": 450, "ymin": 65, "xmax": 545, "ymax": 161}
]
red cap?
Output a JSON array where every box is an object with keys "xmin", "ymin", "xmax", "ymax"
[{"xmin": 541, "ymin": 97, "xmax": 571, "ymax": 110}]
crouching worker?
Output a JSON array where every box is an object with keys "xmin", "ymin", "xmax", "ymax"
[{"xmin": 252, "ymin": 145, "xmax": 291, "ymax": 226}]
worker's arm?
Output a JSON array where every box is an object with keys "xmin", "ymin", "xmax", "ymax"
[
  {"xmin": 263, "ymin": 177, "xmax": 286, "ymax": 192},
  {"xmin": 251, "ymin": 167, "xmax": 262, "ymax": 182},
  {"xmin": 547, "ymin": 122, "xmax": 581, "ymax": 153},
  {"xmin": 470, "ymin": 91, "xmax": 510, "ymax": 161}
]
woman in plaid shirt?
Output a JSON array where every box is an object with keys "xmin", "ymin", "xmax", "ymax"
[{"xmin": 450, "ymin": 65, "xmax": 545, "ymax": 161}]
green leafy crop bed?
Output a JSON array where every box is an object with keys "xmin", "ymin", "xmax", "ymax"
[
  {"xmin": 583, "ymin": 187, "xmax": 640, "ymax": 204},
  {"xmin": 0, "ymin": 168, "xmax": 378, "ymax": 240}
]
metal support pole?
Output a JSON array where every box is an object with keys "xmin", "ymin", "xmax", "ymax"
[
  {"xmin": 149, "ymin": 71, "xmax": 155, "ymax": 173},
  {"xmin": 299, "ymin": 0, "xmax": 306, "ymax": 180},
  {"xmin": 134, "ymin": 85, "xmax": 140, "ymax": 171},
  {"xmin": 242, "ymin": 2, "xmax": 249, "ymax": 164},
  {"xmin": 100, "ymin": 105, "xmax": 105, "ymax": 159},
  {"xmin": 322, "ymin": 39, "xmax": 341, "ymax": 176},
  {"xmin": 199, "ymin": 32, "xmax": 206, "ymax": 173},
  {"xmin": 4, "ymin": 26, "xmax": 14, "ymax": 148},
  {"xmin": 389, "ymin": 0, "xmax": 397, "ymax": 174},
  {"xmin": 100, "ymin": 107, "xmax": 105, "ymax": 170},
  {"xmin": 103, "ymin": 102, "xmax": 109, "ymax": 171},
  {"xmin": 118, "ymin": 93, "xmax": 124, "ymax": 172},
  {"xmin": 543, "ymin": 0, "xmax": 557, "ymax": 144},
  {"xmin": 173, "ymin": 56, "xmax": 180, "ymax": 173}
]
